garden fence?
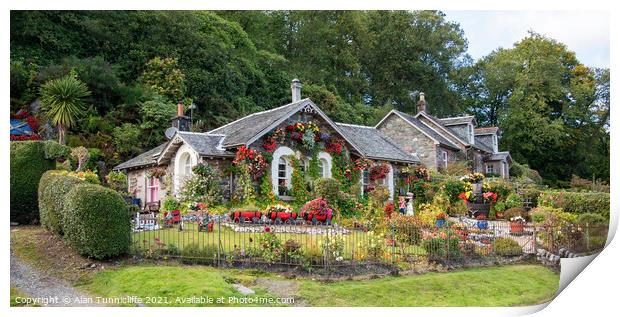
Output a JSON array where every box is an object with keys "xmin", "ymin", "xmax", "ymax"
[{"xmin": 131, "ymin": 214, "xmax": 608, "ymax": 271}]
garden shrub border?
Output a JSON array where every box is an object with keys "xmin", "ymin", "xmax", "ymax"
[
  {"xmin": 38, "ymin": 171, "xmax": 85, "ymax": 234},
  {"xmin": 538, "ymin": 191, "xmax": 609, "ymax": 218}
]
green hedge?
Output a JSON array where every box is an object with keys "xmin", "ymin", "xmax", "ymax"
[
  {"xmin": 38, "ymin": 171, "xmax": 84, "ymax": 234},
  {"xmin": 63, "ymin": 183, "xmax": 131, "ymax": 259},
  {"xmin": 10, "ymin": 141, "xmax": 69, "ymax": 224},
  {"xmin": 538, "ymin": 191, "xmax": 610, "ymax": 218}
]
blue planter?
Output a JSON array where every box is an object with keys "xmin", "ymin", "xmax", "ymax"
[
  {"xmin": 435, "ymin": 219, "xmax": 446, "ymax": 228},
  {"xmin": 476, "ymin": 220, "xmax": 488, "ymax": 230}
]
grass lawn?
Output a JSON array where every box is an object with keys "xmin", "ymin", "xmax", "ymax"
[
  {"xmin": 10, "ymin": 286, "xmax": 38, "ymax": 307},
  {"xmin": 78, "ymin": 264, "xmax": 558, "ymax": 307},
  {"xmin": 299, "ymin": 265, "xmax": 559, "ymax": 306}
]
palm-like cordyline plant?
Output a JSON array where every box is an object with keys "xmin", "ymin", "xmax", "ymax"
[{"xmin": 40, "ymin": 73, "xmax": 91, "ymax": 144}]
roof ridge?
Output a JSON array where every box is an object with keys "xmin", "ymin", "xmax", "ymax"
[
  {"xmin": 335, "ymin": 122, "xmax": 375, "ymax": 129},
  {"xmin": 440, "ymin": 115, "xmax": 475, "ymax": 120},
  {"xmin": 208, "ymin": 98, "xmax": 308, "ymax": 134}
]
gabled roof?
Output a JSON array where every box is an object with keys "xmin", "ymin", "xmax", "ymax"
[
  {"xmin": 474, "ymin": 139, "xmax": 494, "ymax": 153},
  {"xmin": 157, "ymin": 131, "xmax": 235, "ymax": 165},
  {"xmin": 379, "ymin": 110, "xmax": 460, "ymax": 151},
  {"xmin": 475, "ymin": 127, "xmax": 499, "ymax": 135},
  {"xmin": 415, "ymin": 112, "xmax": 469, "ymax": 147},
  {"xmin": 485, "ymin": 151, "xmax": 512, "ymax": 163},
  {"xmin": 113, "ymin": 143, "xmax": 167, "ymax": 171},
  {"xmin": 208, "ymin": 99, "xmax": 307, "ymax": 148},
  {"xmin": 439, "ymin": 115, "xmax": 476, "ymax": 126},
  {"xmin": 208, "ymin": 98, "xmax": 364, "ymax": 156},
  {"xmin": 336, "ymin": 123, "xmax": 420, "ymax": 164}
]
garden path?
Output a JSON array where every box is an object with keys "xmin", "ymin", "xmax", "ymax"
[{"xmin": 10, "ymin": 256, "xmax": 104, "ymax": 307}]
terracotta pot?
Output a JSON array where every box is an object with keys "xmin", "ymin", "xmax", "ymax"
[{"xmin": 510, "ymin": 221, "xmax": 524, "ymax": 234}]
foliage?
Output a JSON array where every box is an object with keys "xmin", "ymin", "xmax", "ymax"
[
  {"xmin": 313, "ymin": 177, "xmax": 342, "ymax": 203},
  {"xmin": 442, "ymin": 161, "xmax": 471, "ymax": 176},
  {"xmin": 493, "ymin": 237, "xmax": 522, "ymax": 256},
  {"xmin": 42, "ymin": 140, "xmax": 70, "ymax": 160},
  {"xmin": 569, "ymin": 174, "xmax": 609, "ymax": 193},
  {"xmin": 390, "ymin": 214, "xmax": 424, "ymax": 245},
  {"xmin": 232, "ymin": 161, "xmax": 255, "ymax": 204},
  {"xmin": 105, "ymin": 171, "xmax": 127, "ymax": 192},
  {"xmin": 502, "ymin": 207, "xmax": 527, "ymax": 221},
  {"xmin": 322, "ymin": 233, "xmax": 345, "ymax": 262},
  {"xmin": 422, "ymin": 229, "xmax": 462, "ymax": 262},
  {"xmin": 179, "ymin": 163, "xmax": 223, "ymax": 206},
  {"xmin": 39, "ymin": 72, "xmax": 90, "ymax": 144},
  {"xmin": 63, "ymin": 183, "xmax": 130, "ymax": 259},
  {"xmin": 538, "ymin": 191, "xmax": 609, "ymax": 218},
  {"xmin": 70, "ymin": 146, "xmax": 90, "ymax": 171},
  {"xmin": 416, "ymin": 203, "xmax": 444, "ymax": 226},
  {"xmin": 112, "ymin": 123, "xmax": 143, "ymax": 158},
  {"xmin": 300, "ymin": 197, "xmax": 333, "ymax": 221},
  {"xmin": 530, "ymin": 206, "xmax": 577, "ymax": 226},
  {"xmin": 258, "ymin": 232, "xmax": 283, "ymax": 264},
  {"xmin": 139, "ymin": 57, "xmax": 186, "ymax": 102},
  {"xmin": 441, "ymin": 179, "xmax": 468, "ymax": 203},
  {"xmin": 233, "ymin": 146, "xmax": 268, "ymax": 180},
  {"xmin": 162, "ymin": 196, "xmax": 181, "ymax": 211},
  {"xmin": 258, "ymin": 174, "xmax": 276, "ymax": 205},
  {"xmin": 180, "ymin": 243, "xmax": 218, "ymax": 265},
  {"xmin": 576, "ymin": 213, "xmax": 608, "ymax": 225},
  {"xmin": 447, "ymin": 199, "xmax": 469, "ymax": 217},
  {"xmin": 10, "ymin": 141, "xmax": 59, "ymax": 223},
  {"xmin": 289, "ymin": 156, "xmax": 311, "ymax": 202},
  {"xmin": 51, "ymin": 169, "xmax": 100, "ymax": 184},
  {"xmin": 38, "ymin": 171, "xmax": 85, "ymax": 234}
]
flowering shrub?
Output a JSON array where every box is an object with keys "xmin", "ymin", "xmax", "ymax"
[
  {"xmin": 422, "ymin": 229, "xmax": 462, "ymax": 262},
  {"xmin": 52, "ymin": 169, "xmax": 100, "ymax": 184},
  {"xmin": 435, "ymin": 212, "xmax": 447, "ymax": 220},
  {"xmin": 390, "ymin": 214, "xmax": 424, "ymax": 245},
  {"xmin": 363, "ymin": 231, "xmax": 386, "ymax": 259},
  {"xmin": 233, "ymin": 146, "xmax": 268, "ymax": 180},
  {"xmin": 322, "ymin": 233, "xmax": 345, "ymax": 262},
  {"xmin": 258, "ymin": 232, "xmax": 283, "ymax": 264},
  {"xmin": 460, "ymin": 172, "xmax": 485, "ymax": 183},
  {"xmin": 262, "ymin": 136, "xmax": 278, "ymax": 152},
  {"xmin": 538, "ymin": 191, "xmax": 610, "ymax": 218},
  {"xmin": 354, "ymin": 158, "xmax": 373, "ymax": 171},
  {"xmin": 145, "ymin": 167, "xmax": 167, "ymax": 178},
  {"xmin": 482, "ymin": 191, "xmax": 498, "ymax": 203},
  {"xmin": 416, "ymin": 203, "xmax": 444, "ymax": 226},
  {"xmin": 325, "ymin": 138, "xmax": 344, "ymax": 154},
  {"xmin": 369, "ymin": 162, "xmax": 390, "ymax": 181},
  {"xmin": 179, "ymin": 163, "xmax": 222, "ymax": 206},
  {"xmin": 300, "ymin": 197, "xmax": 333, "ymax": 221},
  {"xmin": 384, "ymin": 202, "xmax": 394, "ymax": 219}
]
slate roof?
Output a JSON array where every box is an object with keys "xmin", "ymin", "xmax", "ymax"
[
  {"xmin": 177, "ymin": 132, "xmax": 234, "ymax": 157},
  {"xmin": 336, "ymin": 123, "xmax": 420, "ymax": 164},
  {"xmin": 475, "ymin": 127, "xmax": 499, "ymax": 135},
  {"xmin": 439, "ymin": 116, "xmax": 475, "ymax": 126},
  {"xmin": 474, "ymin": 140, "xmax": 494, "ymax": 153},
  {"xmin": 486, "ymin": 151, "xmax": 512, "ymax": 162},
  {"xmin": 208, "ymin": 99, "xmax": 307, "ymax": 147},
  {"xmin": 113, "ymin": 143, "xmax": 166, "ymax": 170},
  {"xmin": 393, "ymin": 110, "xmax": 460, "ymax": 150}
]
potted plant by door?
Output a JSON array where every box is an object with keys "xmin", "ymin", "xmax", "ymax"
[
  {"xmin": 509, "ymin": 216, "xmax": 525, "ymax": 235},
  {"xmin": 435, "ymin": 212, "xmax": 447, "ymax": 228}
]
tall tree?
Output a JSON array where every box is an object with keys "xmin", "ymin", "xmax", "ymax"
[{"xmin": 40, "ymin": 72, "xmax": 90, "ymax": 144}]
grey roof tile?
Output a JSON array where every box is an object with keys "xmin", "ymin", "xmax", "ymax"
[
  {"xmin": 336, "ymin": 123, "xmax": 420, "ymax": 163},
  {"xmin": 475, "ymin": 127, "xmax": 499, "ymax": 135},
  {"xmin": 178, "ymin": 132, "xmax": 234, "ymax": 157},
  {"xmin": 113, "ymin": 143, "xmax": 166, "ymax": 170},
  {"xmin": 440, "ymin": 116, "xmax": 475, "ymax": 126},
  {"xmin": 394, "ymin": 110, "xmax": 460, "ymax": 150},
  {"xmin": 209, "ymin": 99, "xmax": 307, "ymax": 147}
]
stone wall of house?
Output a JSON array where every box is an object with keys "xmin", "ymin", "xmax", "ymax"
[
  {"xmin": 472, "ymin": 151, "xmax": 485, "ymax": 173},
  {"xmin": 377, "ymin": 114, "xmax": 438, "ymax": 170},
  {"xmin": 483, "ymin": 160, "xmax": 509, "ymax": 178},
  {"xmin": 126, "ymin": 167, "xmax": 170, "ymax": 208},
  {"xmin": 435, "ymin": 146, "xmax": 461, "ymax": 171}
]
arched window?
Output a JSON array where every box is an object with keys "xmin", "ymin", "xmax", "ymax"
[
  {"xmin": 277, "ymin": 157, "xmax": 289, "ymax": 196},
  {"xmin": 184, "ymin": 154, "xmax": 192, "ymax": 176},
  {"xmin": 319, "ymin": 158, "xmax": 329, "ymax": 178}
]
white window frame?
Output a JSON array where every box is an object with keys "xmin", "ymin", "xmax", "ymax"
[
  {"xmin": 442, "ymin": 151, "xmax": 448, "ymax": 169},
  {"xmin": 468, "ymin": 124, "xmax": 474, "ymax": 144},
  {"xmin": 486, "ymin": 164, "xmax": 494, "ymax": 174},
  {"xmin": 277, "ymin": 157, "xmax": 290, "ymax": 196},
  {"xmin": 492, "ymin": 134, "xmax": 498, "ymax": 153},
  {"xmin": 361, "ymin": 170, "xmax": 370, "ymax": 193}
]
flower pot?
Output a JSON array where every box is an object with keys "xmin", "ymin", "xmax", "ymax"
[
  {"xmin": 510, "ymin": 221, "xmax": 524, "ymax": 234},
  {"xmin": 435, "ymin": 219, "xmax": 446, "ymax": 228},
  {"xmin": 476, "ymin": 220, "xmax": 488, "ymax": 230}
]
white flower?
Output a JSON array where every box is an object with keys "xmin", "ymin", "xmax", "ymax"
[{"xmin": 336, "ymin": 256, "xmax": 343, "ymax": 262}]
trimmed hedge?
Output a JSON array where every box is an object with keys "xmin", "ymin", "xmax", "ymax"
[
  {"xmin": 538, "ymin": 191, "xmax": 610, "ymax": 218},
  {"xmin": 38, "ymin": 171, "xmax": 84, "ymax": 234},
  {"xmin": 10, "ymin": 141, "xmax": 69, "ymax": 224},
  {"xmin": 63, "ymin": 183, "xmax": 131, "ymax": 259}
]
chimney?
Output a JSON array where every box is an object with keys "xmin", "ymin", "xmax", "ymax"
[
  {"xmin": 416, "ymin": 92, "xmax": 427, "ymax": 113},
  {"xmin": 291, "ymin": 78, "xmax": 302, "ymax": 102},
  {"xmin": 172, "ymin": 101, "xmax": 190, "ymax": 132},
  {"xmin": 177, "ymin": 101, "xmax": 185, "ymax": 116}
]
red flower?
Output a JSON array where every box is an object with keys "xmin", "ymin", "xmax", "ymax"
[
  {"xmin": 286, "ymin": 125, "xmax": 295, "ymax": 132},
  {"xmin": 264, "ymin": 227, "xmax": 271, "ymax": 233}
]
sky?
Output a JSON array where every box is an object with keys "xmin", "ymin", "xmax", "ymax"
[{"xmin": 443, "ymin": 11, "xmax": 610, "ymax": 68}]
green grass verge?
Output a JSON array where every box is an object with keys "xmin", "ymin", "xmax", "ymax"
[
  {"xmin": 77, "ymin": 265, "xmax": 285, "ymax": 307},
  {"xmin": 10, "ymin": 286, "xmax": 38, "ymax": 307},
  {"xmin": 79, "ymin": 264, "xmax": 558, "ymax": 307},
  {"xmin": 299, "ymin": 264, "xmax": 559, "ymax": 306}
]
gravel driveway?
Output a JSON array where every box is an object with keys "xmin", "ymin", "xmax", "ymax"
[{"xmin": 10, "ymin": 256, "xmax": 103, "ymax": 307}]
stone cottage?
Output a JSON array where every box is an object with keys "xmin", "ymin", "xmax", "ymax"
[
  {"xmin": 375, "ymin": 93, "xmax": 511, "ymax": 177},
  {"xmin": 114, "ymin": 80, "xmax": 420, "ymax": 207},
  {"xmin": 114, "ymin": 80, "xmax": 511, "ymax": 208}
]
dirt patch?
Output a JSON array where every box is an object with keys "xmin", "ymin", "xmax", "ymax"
[
  {"xmin": 254, "ymin": 278, "xmax": 308, "ymax": 307},
  {"xmin": 10, "ymin": 226, "xmax": 122, "ymax": 283}
]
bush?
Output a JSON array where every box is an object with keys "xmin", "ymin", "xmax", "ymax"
[
  {"xmin": 10, "ymin": 141, "xmax": 68, "ymax": 224},
  {"xmin": 63, "ymin": 183, "xmax": 131, "ymax": 259},
  {"xmin": 539, "ymin": 191, "xmax": 610, "ymax": 218},
  {"xmin": 422, "ymin": 229, "xmax": 461, "ymax": 262},
  {"xmin": 530, "ymin": 206, "xmax": 577, "ymax": 226},
  {"xmin": 493, "ymin": 237, "xmax": 522, "ymax": 256},
  {"xmin": 161, "ymin": 196, "xmax": 181, "ymax": 211},
  {"xmin": 390, "ymin": 214, "xmax": 423, "ymax": 245},
  {"xmin": 38, "ymin": 171, "xmax": 85, "ymax": 234},
  {"xmin": 313, "ymin": 177, "xmax": 341, "ymax": 203},
  {"xmin": 106, "ymin": 171, "xmax": 127, "ymax": 192},
  {"xmin": 576, "ymin": 213, "xmax": 608, "ymax": 225},
  {"xmin": 441, "ymin": 179, "xmax": 467, "ymax": 203},
  {"xmin": 180, "ymin": 243, "xmax": 218, "ymax": 265}
]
